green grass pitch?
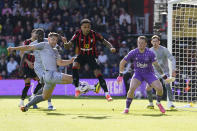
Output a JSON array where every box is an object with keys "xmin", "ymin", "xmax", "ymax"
[{"xmin": 0, "ymin": 96, "xmax": 197, "ymax": 131}]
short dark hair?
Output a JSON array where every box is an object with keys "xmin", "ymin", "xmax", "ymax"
[
  {"xmin": 138, "ymin": 36, "xmax": 147, "ymax": 43},
  {"xmin": 151, "ymin": 35, "xmax": 160, "ymax": 41},
  {"xmin": 36, "ymin": 28, "xmax": 44, "ymax": 36},
  {"xmin": 80, "ymin": 19, "xmax": 91, "ymax": 26},
  {"xmin": 36, "ymin": 28, "xmax": 45, "ymax": 42},
  {"xmin": 36, "ymin": 28, "xmax": 44, "ymax": 32},
  {"xmin": 48, "ymin": 32, "xmax": 59, "ymax": 38}
]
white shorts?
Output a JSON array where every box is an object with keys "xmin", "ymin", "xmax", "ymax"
[
  {"xmin": 43, "ymin": 71, "xmax": 63, "ymax": 90},
  {"xmin": 43, "ymin": 70, "xmax": 63, "ymax": 83},
  {"xmin": 34, "ymin": 66, "xmax": 45, "ymax": 83}
]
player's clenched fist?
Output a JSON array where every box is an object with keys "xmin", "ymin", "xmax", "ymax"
[
  {"xmin": 110, "ymin": 48, "xmax": 116, "ymax": 53},
  {"xmin": 71, "ymin": 57, "xmax": 76, "ymax": 63},
  {"xmin": 61, "ymin": 36, "xmax": 67, "ymax": 43}
]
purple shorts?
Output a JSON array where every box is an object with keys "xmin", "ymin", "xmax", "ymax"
[{"xmin": 132, "ymin": 72, "xmax": 158, "ymax": 85}]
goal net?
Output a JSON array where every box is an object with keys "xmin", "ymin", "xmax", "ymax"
[{"xmin": 168, "ymin": 0, "xmax": 197, "ymax": 103}]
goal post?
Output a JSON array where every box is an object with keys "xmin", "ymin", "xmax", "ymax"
[{"xmin": 168, "ymin": 0, "xmax": 197, "ymax": 103}]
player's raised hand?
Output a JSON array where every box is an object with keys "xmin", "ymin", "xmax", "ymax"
[
  {"xmin": 110, "ymin": 48, "xmax": 116, "ymax": 53},
  {"xmin": 164, "ymin": 77, "xmax": 175, "ymax": 83},
  {"xmin": 7, "ymin": 47, "xmax": 14, "ymax": 53},
  {"xmin": 71, "ymin": 57, "xmax": 76, "ymax": 63},
  {"xmin": 162, "ymin": 74, "xmax": 175, "ymax": 83},
  {"xmin": 61, "ymin": 36, "xmax": 67, "ymax": 43}
]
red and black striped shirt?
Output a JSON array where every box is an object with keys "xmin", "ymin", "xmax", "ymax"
[
  {"xmin": 70, "ymin": 30, "xmax": 104, "ymax": 57},
  {"xmin": 23, "ymin": 39, "xmax": 35, "ymax": 68}
]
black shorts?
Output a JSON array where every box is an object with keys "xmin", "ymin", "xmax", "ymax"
[
  {"xmin": 74, "ymin": 55, "xmax": 100, "ymax": 70},
  {"xmin": 23, "ymin": 67, "xmax": 37, "ymax": 79}
]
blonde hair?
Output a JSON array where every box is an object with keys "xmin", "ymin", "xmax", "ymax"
[
  {"xmin": 151, "ymin": 35, "xmax": 160, "ymax": 41},
  {"xmin": 48, "ymin": 32, "xmax": 59, "ymax": 38},
  {"xmin": 138, "ymin": 36, "xmax": 147, "ymax": 43}
]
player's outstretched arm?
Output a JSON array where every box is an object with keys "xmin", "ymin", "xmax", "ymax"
[
  {"xmin": 152, "ymin": 61, "xmax": 165, "ymax": 76},
  {"xmin": 102, "ymin": 39, "xmax": 116, "ymax": 53},
  {"xmin": 152, "ymin": 61, "xmax": 174, "ymax": 82},
  {"xmin": 56, "ymin": 57, "xmax": 75, "ymax": 66},
  {"xmin": 117, "ymin": 59, "xmax": 127, "ymax": 83},
  {"xmin": 7, "ymin": 45, "xmax": 36, "ymax": 53},
  {"xmin": 153, "ymin": 61, "xmax": 175, "ymax": 83},
  {"xmin": 119, "ymin": 59, "xmax": 127, "ymax": 74},
  {"xmin": 62, "ymin": 36, "xmax": 73, "ymax": 49}
]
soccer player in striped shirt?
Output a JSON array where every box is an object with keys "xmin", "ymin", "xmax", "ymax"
[
  {"xmin": 64, "ymin": 19, "xmax": 116, "ymax": 101},
  {"xmin": 8, "ymin": 32, "xmax": 96, "ymax": 112}
]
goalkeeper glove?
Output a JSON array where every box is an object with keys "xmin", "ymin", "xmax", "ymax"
[
  {"xmin": 162, "ymin": 74, "xmax": 175, "ymax": 83},
  {"xmin": 117, "ymin": 73, "xmax": 123, "ymax": 84}
]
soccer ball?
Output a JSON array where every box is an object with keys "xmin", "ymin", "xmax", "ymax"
[{"xmin": 79, "ymin": 81, "xmax": 90, "ymax": 93}]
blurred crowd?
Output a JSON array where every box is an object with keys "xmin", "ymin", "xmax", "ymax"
[{"xmin": 0, "ymin": 0, "xmax": 147, "ymax": 79}]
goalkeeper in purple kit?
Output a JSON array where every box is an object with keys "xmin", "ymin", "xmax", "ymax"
[{"xmin": 117, "ymin": 36, "xmax": 171, "ymax": 114}]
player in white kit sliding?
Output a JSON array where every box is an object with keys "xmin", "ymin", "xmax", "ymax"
[
  {"xmin": 8, "ymin": 32, "xmax": 97, "ymax": 112},
  {"xmin": 29, "ymin": 28, "xmax": 55, "ymax": 110}
]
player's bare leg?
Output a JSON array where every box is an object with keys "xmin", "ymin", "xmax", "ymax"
[
  {"xmin": 42, "ymin": 86, "xmax": 55, "ymax": 100},
  {"xmin": 150, "ymin": 80, "xmax": 165, "ymax": 113},
  {"xmin": 123, "ymin": 78, "xmax": 141, "ymax": 114},
  {"xmin": 61, "ymin": 74, "xmax": 73, "ymax": 84}
]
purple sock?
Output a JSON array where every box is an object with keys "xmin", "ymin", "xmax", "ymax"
[
  {"xmin": 126, "ymin": 98, "xmax": 133, "ymax": 109},
  {"xmin": 156, "ymin": 95, "xmax": 162, "ymax": 103}
]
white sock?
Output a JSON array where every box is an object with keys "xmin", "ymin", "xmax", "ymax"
[
  {"xmin": 168, "ymin": 101, "xmax": 174, "ymax": 106},
  {"xmin": 156, "ymin": 102, "xmax": 161, "ymax": 105},
  {"xmin": 48, "ymin": 102, "xmax": 52, "ymax": 107},
  {"xmin": 105, "ymin": 92, "xmax": 109, "ymax": 96},
  {"xmin": 20, "ymin": 100, "xmax": 24, "ymax": 105},
  {"xmin": 149, "ymin": 102, "xmax": 154, "ymax": 106},
  {"xmin": 89, "ymin": 85, "xmax": 96, "ymax": 91}
]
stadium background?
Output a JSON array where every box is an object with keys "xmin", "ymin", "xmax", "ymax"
[
  {"xmin": 0, "ymin": 0, "xmax": 171, "ymax": 97},
  {"xmin": 0, "ymin": 0, "xmax": 163, "ymax": 79},
  {"xmin": 1, "ymin": 1, "xmax": 197, "ymax": 131}
]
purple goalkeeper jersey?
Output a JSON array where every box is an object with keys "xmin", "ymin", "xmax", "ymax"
[{"xmin": 124, "ymin": 47, "xmax": 156, "ymax": 73}]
